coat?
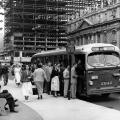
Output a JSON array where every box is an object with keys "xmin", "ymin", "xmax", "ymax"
[
  {"xmin": 63, "ymin": 68, "xmax": 69, "ymax": 79},
  {"xmin": 33, "ymin": 68, "xmax": 47, "ymax": 82},
  {"xmin": 43, "ymin": 66, "xmax": 52, "ymax": 82},
  {"xmin": 50, "ymin": 69, "xmax": 59, "ymax": 79},
  {"xmin": 71, "ymin": 66, "xmax": 77, "ymax": 84},
  {"xmin": 21, "ymin": 70, "xmax": 31, "ymax": 83}
]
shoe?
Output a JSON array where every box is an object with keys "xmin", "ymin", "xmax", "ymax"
[
  {"xmin": 64, "ymin": 96, "xmax": 67, "ymax": 98},
  {"xmin": 37, "ymin": 96, "xmax": 40, "ymax": 99},
  {"xmin": 14, "ymin": 104, "xmax": 19, "ymax": 107},
  {"xmin": 40, "ymin": 95, "xmax": 42, "ymax": 99},
  {"xmin": 14, "ymin": 99, "xmax": 18, "ymax": 102},
  {"xmin": 72, "ymin": 97, "xmax": 76, "ymax": 99},
  {"xmin": 10, "ymin": 110, "xmax": 18, "ymax": 113},
  {"xmin": 5, "ymin": 107, "xmax": 8, "ymax": 110}
]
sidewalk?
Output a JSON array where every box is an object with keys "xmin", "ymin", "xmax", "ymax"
[
  {"xmin": 2, "ymin": 80, "xmax": 120, "ymax": 120},
  {"xmin": 0, "ymin": 80, "xmax": 43, "ymax": 120},
  {"xmin": 0, "ymin": 101, "xmax": 43, "ymax": 120}
]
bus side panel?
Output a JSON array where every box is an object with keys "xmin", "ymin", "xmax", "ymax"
[{"xmin": 86, "ymin": 67, "xmax": 120, "ymax": 95}]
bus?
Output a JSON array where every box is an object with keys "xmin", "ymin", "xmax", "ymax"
[{"xmin": 31, "ymin": 43, "xmax": 120, "ymax": 97}]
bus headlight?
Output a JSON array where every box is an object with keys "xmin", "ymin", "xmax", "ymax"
[
  {"xmin": 91, "ymin": 75, "xmax": 98, "ymax": 80},
  {"xmin": 89, "ymin": 81, "xmax": 94, "ymax": 86}
]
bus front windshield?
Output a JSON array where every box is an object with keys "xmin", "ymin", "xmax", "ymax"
[{"xmin": 88, "ymin": 52, "xmax": 120, "ymax": 67}]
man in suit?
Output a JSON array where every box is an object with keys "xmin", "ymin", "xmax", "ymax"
[{"xmin": 2, "ymin": 64, "xmax": 9, "ymax": 86}]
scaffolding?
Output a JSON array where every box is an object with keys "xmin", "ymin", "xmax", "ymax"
[
  {"xmin": 4, "ymin": 0, "xmax": 67, "ymax": 58},
  {"xmin": 4, "ymin": 0, "xmax": 103, "ymax": 58}
]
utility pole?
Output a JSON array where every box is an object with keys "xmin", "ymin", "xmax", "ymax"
[{"xmin": 66, "ymin": 43, "xmax": 75, "ymax": 100}]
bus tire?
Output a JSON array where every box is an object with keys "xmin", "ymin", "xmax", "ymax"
[{"xmin": 101, "ymin": 93, "xmax": 110, "ymax": 97}]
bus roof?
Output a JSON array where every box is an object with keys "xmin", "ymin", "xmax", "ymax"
[{"xmin": 32, "ymin": 43, "xmax": 120, "ymax": 58}]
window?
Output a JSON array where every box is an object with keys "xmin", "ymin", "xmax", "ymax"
[{"xmin": 88, "ymin": 52, "xmax": 120, "ymax": 67}]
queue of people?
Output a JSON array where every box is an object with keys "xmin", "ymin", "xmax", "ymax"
[{"xmin": 29, "ymin": 60, "xmax": 84, "ymax": 100}]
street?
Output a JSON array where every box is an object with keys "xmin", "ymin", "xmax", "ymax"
[{"xmin": 88, "ymin": 93, "xmax": 120, "ymax": 111}]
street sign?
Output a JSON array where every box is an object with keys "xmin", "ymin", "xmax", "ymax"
[{"xmin": 66, "ymin": 45, "xmax": 75, "ymax": 54}]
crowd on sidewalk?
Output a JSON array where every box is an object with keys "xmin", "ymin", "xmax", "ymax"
[{"xmin": 0, "ymin": 60, "xmax": 84, "ymax": 113}]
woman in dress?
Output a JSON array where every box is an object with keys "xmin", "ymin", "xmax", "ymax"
[
  {"xmin": 14, "ymin": 64, "xmax": 21, "ymax": 86},
  {"xmin": 50, "ymin": 64, "xmax": 60, "ymax": 97},
  {"xmin": 21, "ymin": 65, "xmax": 32, "ymax": 101}
]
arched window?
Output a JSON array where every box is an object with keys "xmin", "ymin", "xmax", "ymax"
[{"xmin": 103, "ymin": 31, "xmax": 107, "ymax": 43}]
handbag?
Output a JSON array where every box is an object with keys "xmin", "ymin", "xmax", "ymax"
[
  {"xmin": 11, "ymin": 69, "xmax": 14, "ymax": 76},
  {"xmin": 29, "ymin": 77, "xmax": 35, "ymax": 85},
  {"xmin": 32, "ymin": 87, "xmax": 38, "ymax": 95}
]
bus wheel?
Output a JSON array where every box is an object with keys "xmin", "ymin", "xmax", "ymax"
[{"xmin": 101, "ymin": 93, "xmax": 110, "ymax": 98}]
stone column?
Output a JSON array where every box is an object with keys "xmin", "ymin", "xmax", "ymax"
[
  {"xmin": 100, "ymin": 32, "xmax": 104, "ymax": 43},
  {"xmin": 94, "ymin": 34, "xmax": 96, "ymax": 43},
  {"xmin": 83, "ymin": 36, "xmax": 85, "ymax": 45},
  {"xmin": 91, "ymin": 35, "xmax": 94, "ymax": 43},
  {"xmin": 88, "ymin": 35, "xmax": 91, "ymax": 44},
  {"xmin": 79, "ymin": 37, "xmax": 81, "ymax": 45},
  {"xmin": 116, "ymin": 30, "xmax": 120, "ymax": 48}
]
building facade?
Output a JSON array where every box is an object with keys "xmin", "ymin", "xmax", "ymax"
[{"xmin": 67, "ymin": 1, "xmax": 120, "ymax": 48}]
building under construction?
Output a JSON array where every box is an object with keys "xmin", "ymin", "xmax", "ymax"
[{"xmin": 4, "ymin": 0, "xmax": 67, "ymax": 60}]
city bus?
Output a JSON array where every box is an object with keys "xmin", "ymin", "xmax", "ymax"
[{"xmin": 31, "ymin": 43, "xmax": 120, "ymax": 97}]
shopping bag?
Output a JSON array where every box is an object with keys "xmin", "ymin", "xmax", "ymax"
[{"xmin": 32, "ymin": 86, "xmax": 38, "ymax": 95}]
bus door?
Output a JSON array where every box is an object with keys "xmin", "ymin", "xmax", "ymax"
[
  {"xmin": 75, "ymin": 54, "xmax": 86, "ymax": 95},
  {"xmin": 86, "ymin": 51, "xmax": 120, "ymax": 96}
]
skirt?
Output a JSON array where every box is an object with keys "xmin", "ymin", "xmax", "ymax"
[
  {"xmin": 22, "ymin": 82, "xmax": 32, "ymax": 96},
  {"xmin": 15, "ymin": 73, "xmax": 21, "ymax": 83},
  {"xmin": 51, "ymin": 76, "xmax": 59, "ymax": 91}
]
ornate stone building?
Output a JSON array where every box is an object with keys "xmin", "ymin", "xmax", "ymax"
[{"xmin": 67, "ymin": 1, "xmax": 120, "ymax": 48}]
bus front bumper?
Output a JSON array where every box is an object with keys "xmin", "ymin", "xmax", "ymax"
[{"xmin": 87, "ymin": 86, "xmax": 120, "ymax": 95}]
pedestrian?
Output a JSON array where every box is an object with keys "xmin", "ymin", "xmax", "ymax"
[
  {"xmin": 21, "ymin": 65, "xmax": 32, "ymax": 101},
  {"xmin": 2, "ymin": 64, "xmax": 9, "ymax": 86},
  {"xmin": 0, "ymin": 62, "xmax": 3, "ymax": 80},
  {"xmin": 14, "ymin": 64, "xmax": 21, "ymax": 86},
  {"xmin": 75, "ymin": 59, "xmax": 85, "ymax": 96},
  {"xmin": 42, "ymin": 64, "xmax": 48, "ymax": 93},
  {"xmin": 0, "ymin": 90, "xmax": 18, "ymax": 113},
  {"xmin": 58, "ymin": 63, "xmax": 65, "ymax": 96},
  {"xmin": 63, "ymin": 65, "xmax": 70, "ymax": 98},
  {"xmin": 33, "ymin": 64, "xmax": 47, "ymax": 99},
  {"xmin": 0, "ymin": 63, "xmax": 4, "ymax": 89},
  {"xmin": 50, "ymin": 64, "xmax": 60, "ymax": 97},
  {"xmin": 71, "ymin": 63, "xmax": 78, "ymax": 99},
  {"xmin": 44, "ymin": 62, "xmax": 53, "ymax": 94}
]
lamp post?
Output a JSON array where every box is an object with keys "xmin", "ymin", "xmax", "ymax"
[{"xmin": 66, "ymin": 44, "xmax": 75, "ymax": 100}]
